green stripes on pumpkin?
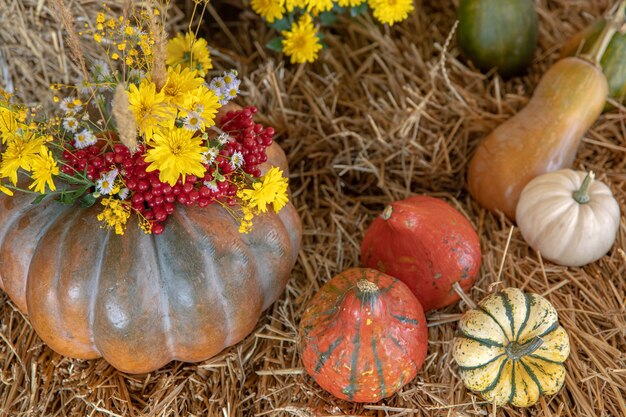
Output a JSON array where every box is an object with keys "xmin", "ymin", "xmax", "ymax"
[
  {"xmin": 458, "ymin": 329, "xmax": 505, "ymax": 348},
  {"xmin": 479, "ymin": 304, "xmax": 511, "ymax": 343},
  {"xmin": 520, "ymin": 358, "xmax": 545, "ymax": 395},
  {"xmin": 515, "ymin": 293, "xmax": 533, "ymax": 342},
  {"xmin": 459, "ymin": 353, "xmax": 505, "ymax": 371},
  {"xmin": 508, "ymin": 360, "xmax": 516, "ymax": 404},
  {"xmin": 342, "ymin": 318, "xmax": 361, "ymax": 401},
  {"xmin": 371, "ymin": 335, "xmax": 387, "ymax": 398},
  {"xmin": 478, "ymin": 357, "xmax": 508, "ymax": 393},
  {"xmin": 500, "ymin": 292, "xmax": 516, "ymax": 340},
  {"xmin": 391, "ymin": 314, "xmax": 419, "ymax": 326},
  {"xmin": 314, "ymin": 336, "xmax": 343, "ymax": 374}
]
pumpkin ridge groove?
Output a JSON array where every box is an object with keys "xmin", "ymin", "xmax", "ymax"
[
  {"xmin": 537, "ymin": 321, "xmax": 559, "ymax": 339},
  {"xmin": 478, "ymin": 306, "xmax": 511, "ymax": 343},
  {"xmin": 345, "ymin": 317, "xmax": 362, "ymax": 401},
  {"xmin": 459, "ymin": 353, "xmax": 505, "ymax": 371},
  {"xmin": 527, "ymin": 353, "xmax": 563, "ymax": 365},
  {"xmin": 515, "ymin": 293, "xmax": 533, "ymax": 342},
  {"xmin": 390, "ymin": 314, "xmax": 419, "ymax": 326},
  {"xmin": 520, "ymin": 357, "xmax": 544, "ymax": 395},
  {"xmin": 508, "ymin": 361, "xmax": 516, "ymax": 404},
  {"xmin": 457, "ymin": 330, "xmax": 505, "ymax": 348},
  {"xmin": 314, "ymin": 336, "xmax": 343, "ymax": 374},
  {"xmin": 151, "ymin": 233, "xmax": 175, "ymax": 358},
  {"xmin": 371, "ymin": 334, "xmax": 387, "ymax": 399},
  {"xmin": 88, "ymin": 227, "xmax": 111, "ymax": 351},
  {"xmin": 500, "ymin": 292, "xmax": 515, "ymax": 341},
  {"xmin": 477, "ymin": 356, "xmax": 508, "ymax": 392}
]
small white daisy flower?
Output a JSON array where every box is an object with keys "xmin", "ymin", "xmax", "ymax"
[
  {"xmin": 60, "ymin": 97, "xmax": 83, "ymax": 114},
  {"xmin": 62, "ymin": 117, "xmax": 79, "ymax": 132},
  {"xmin": 204, "ymin": 180, "xmax": 219, "ymax": 192},
  {"xmin": 202, "ymin": 147, "xmax": 219, "ymax": 165},
  {"xmin": 183, "ymin": 111, "xmax": 203, "ymax": 131},
  {"xmin": 118, "ymin": 187, "xmax": 130, "ymax": 200},
  {"xmin": 90, "ymin": 59, "xmax": 111, "ymax": 82},
  {"xmin": 96, "ymin": 168, "xmax": 119, "ymax": 195},
  {"xmin": 230, "ymin": 150, "xmax": 244, "ymax": 170},
  {"xmin": 209, "ymin": 77, "xmax": 225, "ymax": 93},
  {"xmin": 216, "ymin": 133, "xmax": 229, "ymax": 146},
  {"xmin": 74, "ymin": 128, "xmax": 96, "ymax": 149},
  {"xmin": 76, "ymin": 77, "xmax": 95, "ymax": 96}
]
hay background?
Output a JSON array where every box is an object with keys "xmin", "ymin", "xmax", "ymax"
[{"xmin": 1, "ymin": 0, "xmax": 625, "ymax": 415}]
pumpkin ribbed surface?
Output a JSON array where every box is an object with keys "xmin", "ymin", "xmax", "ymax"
[
  {"xmin": 452, "ymin": 288, "xmax": 570, "ymax": 407},
  {"xmin": 0, "ymin": 143, "xmax": 301, "ymax": 374},
  {"xmin": 300, "ymin": 268, "xmax": 428, "ymax": 403}
]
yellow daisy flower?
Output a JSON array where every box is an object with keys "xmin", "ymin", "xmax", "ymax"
[
  {"xmin": 336, "ymin": 0, "xmax": 365, "ymax": 7},
  {"xmin": 144, "ymin": 128, "xmax": 208, "ymax": 186},
  {"xmin": 238, "ymin": 167, "xmax": 289, "ymax": 214},
  {"xmin": 180, "ymin": 84, "xmax": 221, "ymax": 129},
  {"xmin": 0, "ymin": 132, "xmax": 46, "ymax": 185},
  {"xmin": 28, "ymin": 148, "xmax": 59, "ymax": 194},
  {"xmin": 162, "ymin": 65, "xmax": 205, "ymax": 107},
  {"xmin": 306, "ymin": 0, "xmax": 333, "ymax": 15},
  {"xmin": 251, "ymin": 0, "xmax": 285, "ymax": 22},
  {"xmin": 281, "ymin": 14, "xmax": 323, "ymax": 64},
  {"xmin": 166, "ymin": 32, "xmax": 213, "ymax": 77},
  {"xmin": 285, "ymin": 0, "xmax": 308, "ymax": 12},
  {"xmin": 127, "ymin": 80, "xmax": 174, "ymax": 140},
  {"xmin": 369, "ymin": 0, "xmax": 414, "ymax": 26}
]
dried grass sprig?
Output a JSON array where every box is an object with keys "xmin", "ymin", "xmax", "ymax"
[
  {"xmin": 148, "ymin": 9, "xmax": 168, "ymax": 92},
  {"xmin": 50, "ymin": 0, "xmax": 89, "ymax": 79},
  {"xmin": 111, "ymin": 83, "xmax": 138, "ymax": 152}
]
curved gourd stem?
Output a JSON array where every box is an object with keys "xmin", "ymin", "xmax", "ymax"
[
  {"xmin": 588, "ymin": 0, "xmax": 626, "ymax": 64},
  {"xmin": 573, "ymin": 171, "xmax": 595, "ymax": 204},
  {"xmin": 506, "ymin": 336, "xmax": 544, "ymax": 360}
]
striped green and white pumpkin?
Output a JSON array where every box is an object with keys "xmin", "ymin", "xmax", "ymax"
[
  {"xmin": 299, "ymin": 268, "xmax": 429, "ymax": 403},
  {"xmin": 452, "ymin": 288, "xmax": 570, "ymax": 407}
]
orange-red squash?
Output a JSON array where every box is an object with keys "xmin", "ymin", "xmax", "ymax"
[
  {"xmin": 467, "ymin": 57, "xmax": 608, "ymax": 220},
  {"xmin": 300, "ymin": 268, "xmax": 428, "ymax": 403},
  {"xmin": 0, "ymin": 108, "xmax": 301, "ymax": 374},
  {"xmin": 361, "ymin": 196, "xmax": 481, "ymax": 312}
]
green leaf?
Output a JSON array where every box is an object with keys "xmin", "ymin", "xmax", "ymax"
[
  {"xmin": 79, "ymin": 193, "xmax": 97, "ymax": 208},
  {"xmin": 350, "ymin": 2, "xmax": 368, "ymax": 17},
  {"xmin": 270, "ymin": 18, "xmax": 292, "ymax": 32},
  {"xmin": 319, "ymin": 11, "xmax": 337, "ymax": 26},
  {"xmin": 31, "ymin": 194, "xmax": 46, "ymax": 205},
  {"xmin": 266, "ymin": 37, "xmax": 285, "ymax": 53}
]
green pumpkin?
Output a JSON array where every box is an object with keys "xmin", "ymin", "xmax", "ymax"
[
  {"xmin": 457, "ymin": 0, "xmax": 539, "ymax": 78},
  {"xmin": 561, "ymin": 18, "xmax": 626, "ymax": 109}
]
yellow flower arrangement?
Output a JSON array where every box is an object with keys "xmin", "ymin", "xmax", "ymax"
[
  {"xmin": 258, "ymin": 0, "xmax": 415, "ymax": 63},
  {"xmin": 0, "ymin": 3, "xmax": 289, "ymax": 236}
]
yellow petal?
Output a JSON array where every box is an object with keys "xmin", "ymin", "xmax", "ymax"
[
  {"xmin": 459, "ymin": 309, "xmax": 508, "ymax": 346},
  {"xmin": 521, "ymin": 356, "xmax": 567, "ymax": 396},
  {"xmin": 517, "ymin": 293, "xmax": 559, "ymax": 343},
  {"xmin": 459, "ymin": 355, "xmax": 506, "ymax": 392},
  {"xmin": 453, "ymin": 337, "xmax": 505, "ymax": 369},
  {"xmin": 510, "ymin": 361, "xmax": 541, "ymax": 407},
  {"xmin": 481, "ymin": 360, "xmax": 513, "ymax": 406}
]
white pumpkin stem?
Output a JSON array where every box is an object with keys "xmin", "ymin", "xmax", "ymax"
[
  {"xmin": 381, "ymin": 205, "xmax": 393, "ymax": 220},
  {"xmin": 506, "ymin": 336, "xmax": 544, "ymax": 360},
  {"xmin": 573, "ymin": 171, "xmax": 595, "ymax": 204}
]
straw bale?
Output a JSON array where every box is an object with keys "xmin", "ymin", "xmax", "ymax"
[{"xmin": 0, "ymin": 0, "xmax": 624, "ymax": 416}]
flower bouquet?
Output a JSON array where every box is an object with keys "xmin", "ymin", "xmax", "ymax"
[{"xmin": 0, "ymin": 1, "xmax": 301, "ymax": 373}]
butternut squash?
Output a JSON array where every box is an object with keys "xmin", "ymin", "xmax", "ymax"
[{"xmin": 467, "ymin": 57, "xmax": 608, "ymax": 220}]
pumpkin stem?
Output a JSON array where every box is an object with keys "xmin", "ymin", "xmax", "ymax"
[
  {"xmin": 573, "ymin": 171, "xmax": 595, "ymax": 204},
  {"xmin": 381, "ymin": 205, "xmax": 393, "ymax": 220},
  {"xmin": 356, "ymin": 279, "xmax": 379, "ymax": 293},
  {"xmin": 506, "ymin": 336, "xmax": 544, "ymax": 360},
  {"xmin": 587, "ymin": 0, "xmax": 626, "ymax": 65}
]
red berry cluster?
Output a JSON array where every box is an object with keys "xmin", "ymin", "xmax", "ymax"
[{"xmin": 61, "ymin": 106, "xmax": 274, "ymax": 235}]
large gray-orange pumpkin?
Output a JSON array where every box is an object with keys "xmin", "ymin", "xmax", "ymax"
[{"xmin": 0, "ymin": 127, "xmax": 301, "ymax": 374}]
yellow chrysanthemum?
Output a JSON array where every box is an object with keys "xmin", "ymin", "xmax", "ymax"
[
  {"xmin": 162, "ymin": 65, "xmax": 205, "ymax": 107},
  {"xmin": 238, "ymin": 167, "xmax": 289, "ymax": 214},
  {"xmin": 97, "ymin": 198, "xmax": 131, "ymax": 235},
  {"xmin": 306, "ymin": 0, "xmax": 333, "ymax": 15},
  {"xmin": 28, "ymin": 148, "xmax": 59, "ymax": 194},
  {"xmin": 336, "ymin": 0, "xmax": 365, "ymax": 7},
  {"xmin": 251, "ymin": 0, "xmax": 285, "ymax": 22},
  {"xmin": 127, "ymin": 80, "xmax": 174, "ymax": 140},
  {"xmin": 166, "ymin": 32, "xmax": 213, "ymax": 77},
  {"xmin": 0, "ymin": 132, "xmax": 46, "ymax": 185},
  {"xmin": 180, "ymin": 85, "xmax": 221, "ymax": 129},
  {"xmin": 281, "ymin": 14, "xmax": 323, "ymax": 64},
  {"xmin": 145, "ymin": 128, "xmax": 208, "ymax": 186},
  {"xmin": 285, "ymin": 0, "xmax": 307, "ymax": 12},
  {"xmin": 369, "ymin": 0, "xmax": 413, "ymax": 26},
  {"xmin": 0, "ymin": 107, "xmax": 19, "ymax": 143}
]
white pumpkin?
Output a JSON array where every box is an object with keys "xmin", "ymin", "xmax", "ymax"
[{"xmin": 516, "ymin": 169, "xmax": 621, "ymax": 267}]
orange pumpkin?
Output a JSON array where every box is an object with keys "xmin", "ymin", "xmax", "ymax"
[
  {"xmin": 0, "ymin": 109, "xmax": 301, "ymax": 374},
  {"xmin": 300, "ymin": 268, "xmax": 429, "ymax": 402}
]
